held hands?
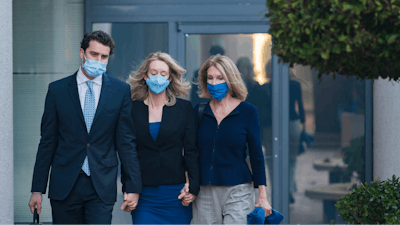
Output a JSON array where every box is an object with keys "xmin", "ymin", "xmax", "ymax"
[
  {"xmin": 28, "ymin": 193, "xmax": 43, "ymax": 214},
  {"xmin": 178, "ymin": 182, "xmax": 195, "ymax": 206},
  {"xmin": 255, "ymin": 196, "xmax": 272, "ymax": 217},
  {"xmin": 121, "ymin": 192, "xmax": 139, "ymax": 212}
]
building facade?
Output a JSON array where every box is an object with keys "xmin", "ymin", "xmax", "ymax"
[{"xmin": 1, "ymin": 0, "xmax": 398, "ymax": 224}]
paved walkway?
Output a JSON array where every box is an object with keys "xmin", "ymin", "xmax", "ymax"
[
  {"xmin": 111, "ymin": 147, "xmax": 348, "ymax": 224},
  {"xmin": 289, "ymin": 148, "xmax": 347, "ymax": 224}
]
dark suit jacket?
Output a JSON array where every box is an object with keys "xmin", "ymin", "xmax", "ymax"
[
  {"xmin": 128, "ymin": 99, "xmax": 200, "ymax": 195},
  {"xmin": 31, "ymin": 72, "xmax": 142, "ymax": 204}
]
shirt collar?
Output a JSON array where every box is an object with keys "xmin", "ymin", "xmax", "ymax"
[{"xmin": 77, "ymin": 67, "xmax": 103, "ymax": 86}]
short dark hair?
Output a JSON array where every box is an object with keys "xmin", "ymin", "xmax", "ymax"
[{"xmin": 80, "ymin": 30, "xmax": 115, "ymax": 56}]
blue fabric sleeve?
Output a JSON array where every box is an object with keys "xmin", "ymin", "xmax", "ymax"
[
  {"xmin": 246, "ymin": 106, "xmax": 267, "ymax": 187},
  {"xmin": 31, "ymin": 83, "xmax": 58, "ymax": 193},
  {"xmin": 183, "ymin": 101, "xmax": 200, "ymax": 195}
]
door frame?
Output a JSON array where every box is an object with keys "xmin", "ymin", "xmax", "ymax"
[{"xmin": 176, "ymin": 22, "xmax": 289, "ymax": 221}]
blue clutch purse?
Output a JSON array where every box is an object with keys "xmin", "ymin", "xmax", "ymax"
[{"xmin": 247, "ymin": 207, "xmax": 284, "ymax": 224}]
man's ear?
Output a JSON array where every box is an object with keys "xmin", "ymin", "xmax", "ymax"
[{"xmin": 79, "ymin": 48, "xmax": 85, "ymax": 60}]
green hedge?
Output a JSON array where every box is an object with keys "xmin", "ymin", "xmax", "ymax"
[
  {"xmin": 265, "ymin": 0, "xmax": 400, "ymax": 80},
  {"xmin": 336, "ymin": 175, "xmax": 400, "ymax": 223}
]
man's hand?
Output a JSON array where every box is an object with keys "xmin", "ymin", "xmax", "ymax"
[
  {"xmin": 28, "ymin": 193, "xmax": 43, "ymax": 214},
  {"xmin": 121, "ymin": 193, "xmax": 139, "ymax": 212}
]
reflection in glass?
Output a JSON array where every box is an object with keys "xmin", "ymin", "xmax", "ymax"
[
  {"xmin": 93, "ymin": 23, "xmax": 168, "ymax": 82},
  {"xmin": 186, "ymin": 33, "xmax": 273, "ymax": 205},
  {"xmin": 92, "ymin": 22, "xmax": 168, "ymax": 224},
  {"xmin": 289, "ymin": 65, "xmax": 366, "ymax": 223},
  {"xmin": 13, "ymin": 0, "xmax": 84, "ymax": 222}
]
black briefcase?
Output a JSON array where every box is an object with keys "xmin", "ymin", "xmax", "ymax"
[
  {"xmin": 30, "ymin": 209, "xmax": 42, "ymax": 225},
  {"xmin": 15, "ymin": 208, "xmax": 51, "ymax": 225}
]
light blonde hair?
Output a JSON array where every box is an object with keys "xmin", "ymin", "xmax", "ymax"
[
  {"xmin": 197, "ymin": 54, "xmax": 248, "ymax": 101},
  {"xmin": 126, "ymin": 52, "xmax": 190, "ymax": 106}
]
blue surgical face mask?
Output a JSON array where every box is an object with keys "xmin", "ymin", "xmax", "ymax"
[
  {"xmin": 82, "ymin": 53, "xmax": 107, "ymax": 78},
  {"xmin": 207, "ymin": 82, "xmax": 229, "ymax": 101},
  {"xmin": 146, "ymin": 74, "xmax": 170, "ymax": 94}
]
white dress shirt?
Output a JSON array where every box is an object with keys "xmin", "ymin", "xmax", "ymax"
[{"xmin": 77, "ymin": 67, "xmax": 102, "ymax": 110}]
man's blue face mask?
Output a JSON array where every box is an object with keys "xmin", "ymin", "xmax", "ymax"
[
  {"xmin": 82, "ymin": 53, "xmax": 107, "ymax": 78},
  {"xmin": 146, "ymin": 74, "xmax": 170, "ymax": 94},
  {"xmin": 207, "ymin": 82, "xmax": 229, "ymax": 101}
]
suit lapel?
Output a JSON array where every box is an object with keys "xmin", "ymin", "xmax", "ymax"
[
  {"xmin": 91, "ymin": 74, "xmax": 111, "ymax": 128},
  {"xmin": 67, "ymin": 72, "xmax": 86, "ymax": 127}
]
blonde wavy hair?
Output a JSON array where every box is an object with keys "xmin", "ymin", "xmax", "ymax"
[
  {"xmin": 126, "ymin": 52, "xmax": 190, "ymax": 106},
  {"xmin": 197, "ymin": 54, "xmax": 248, "ymax": 101}
]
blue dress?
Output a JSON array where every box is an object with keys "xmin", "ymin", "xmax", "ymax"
[{"xmin": 131, "ymin": 122, "xmax": 192, "ymax": 224}]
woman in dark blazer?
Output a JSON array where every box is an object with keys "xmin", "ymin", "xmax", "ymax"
[{"xmin": 124, "ymin": 52, "xmax": 200, "ymax": 224}]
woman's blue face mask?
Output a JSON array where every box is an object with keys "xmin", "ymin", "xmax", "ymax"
[
  {"xmin": 207, "ymin": 82, "xmax": 229, "ymax": 101},
  {"xmin": 146, "ymin": 74, "xmax": 170, "ymax": 94}
]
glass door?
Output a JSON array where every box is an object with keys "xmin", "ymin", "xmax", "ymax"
[
  {"xmin": 288, "ymin": 66, "xmax": 367, "ymax": 223},
  {"xmin": 177, "ymin": 22, "xmax": 283, "ymax": 220},
  {"xmin": 185, "ymin": 33, "xmax": 274, "ymax": 205}
]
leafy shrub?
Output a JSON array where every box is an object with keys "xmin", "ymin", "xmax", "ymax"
[
  {"xmin": 335, "ymin": 175, "xmax": 400, "ymax": 223},
  {"xmin": 265, "ymin": 0, "xmax": 400, "ymax": 80}
]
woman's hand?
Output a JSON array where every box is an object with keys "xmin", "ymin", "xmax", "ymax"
[
  {"xmin": 181, "ymin": 182, "xmax": 189, "ymax": 194},
  {"xmin": 178, "ymin": 182, "xmax": 195, "ymax": 206},
  {"xmin": 178, "ymin": 172, "xmax": 195, "ymax": 206},
  {"xmin": 178, "ymin": 182, "xmax": 189, "ymax": 202},
  {"xmin": 255, "ymin": 185, "xmax": 272, "ymax": 217},
  {"xmin": 178, "ymin": 174, "xmax": 190, "ymax": 201},
  {"xmin": 121, "ymin": 192, "xmax": 139, "ymax": 212},
  {"xmin": 255, "ymin": 197, "xmax": 272, "ymax": 217},
  {"xmin": 181, "ymin": 192, "xmax": 196, "ymax": 206}
]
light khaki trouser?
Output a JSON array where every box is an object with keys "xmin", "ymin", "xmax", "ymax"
[{"xmin": 192, "ymin": 182, "xmax": 255, "ymax": 224}]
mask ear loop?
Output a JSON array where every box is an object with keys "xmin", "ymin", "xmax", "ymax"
[
  {"xmin": 145, "ymin": 76, "xmax": 154, "ymax": 108},
  {"xmin": 81, "ymin": 51, "xmax": 87, "ymax": 67}
]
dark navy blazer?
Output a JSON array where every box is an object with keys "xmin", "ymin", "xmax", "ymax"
[
  {"xmin": 31, "ymin": 72, "xmax": 142, "ymax": 204},
  {"xmin": 194, "ymin": 101, "xmax": 267, "ymax": 188},
  {"xmin": 129, "ymin": 99, "xmax": 200, "ymax": 195}
]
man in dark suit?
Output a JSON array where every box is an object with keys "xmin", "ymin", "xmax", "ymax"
[{"xmin": 28, "ymin": 31, "xmax": 142, "ymax": 224}]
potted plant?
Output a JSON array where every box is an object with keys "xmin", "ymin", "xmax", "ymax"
[
  {"xmin": 335, "ymin": 175, "xmax": 400, "ymax": 224},
  {"xmin": 341, "ymin": 136, "xmax": 365, "ymax": 183}
]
